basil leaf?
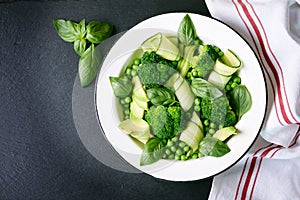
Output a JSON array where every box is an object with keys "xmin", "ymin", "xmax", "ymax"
[
  {"xmin": 146, "ymin": 87, "xmax": 177, "ymax": 106},
  {"xmin": 78, "ymin": 44, "xmax": 100, "ymax": 87},
  {"xmin": 53, "ymin": 19, "xmax": 78, "ymax": 42},
  {"xmin": 109, "ymin": 76, "xmax": 132, "ymax": 98},
  {"xmin": 177, "ymin": 14, "xmax": 197, "ymax": 46},
  {"xmin": 199, "ymin": 136, "xmax": 230, "ymax": 157},
  {"xmin": 74, "ymin": 38, "xmax": 86, "ymax": 56},
  {"xmin": 191, "ymin": 78, "xmax": 223, "ymax": 99},
  {"xmin": 230, "ymin": 85, "xmax": 252, "ymax": 120},
  {"xmin": 86, "ymin": 21, "xmax": 113, "ymax": 44},
  {"xmin": 79, "ymin": 19, "xmax": 86, "ymax": 36},
  {"xmin": 140, "ymin": 137, "xmax": 166, "ymax": 166}
]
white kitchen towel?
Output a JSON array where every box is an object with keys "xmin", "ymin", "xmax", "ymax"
[{"xmin": 205, "ymin": 0, "xmax": 300, "ymax": 199}]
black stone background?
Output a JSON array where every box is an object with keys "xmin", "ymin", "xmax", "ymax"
[{"xmin": 0, "ymin": 1, "xmax": 213, "ymax": 199}]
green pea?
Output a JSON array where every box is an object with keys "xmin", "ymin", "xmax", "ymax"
[
  {"xmin": 179, "ymin": 141, "xmax": 186, "ymax": 148},
  {"xmin": 225, "ymin": 84, "xmax": 231, "ymax": 91},
  {"xmin": 124, "ymin": 109, "xmax": 130, "ymax": 115},
  {"xmin": 194, "ymin": 39, "xmax": 201, "ymax": 45},
  {"xmin": 194, "ymin": 98, "xmax": 200, "ymax": 105},
  {"xmin": 171, "ymin": 137, "xmax": 178, "ymax": 143},
  {"xmin": 163, "ymin": 154, "xmax": 167, "ymax": 159},
  {"xmin": 233, "ymin": 76, "xmax": 241, "ymax": 84},
  {"xmin": 192, "ymin": 71, "xmax": 198, "ymax": 77},
  {"xmin": 219, "ymin": 124, "xmax": 224, "ymax": 129},
  {"xmin": 194, "ymin": 105, "xmax": 201, "ymax": 112},
  {"xmin": 231, "ymin": 82, "xmax": 238, "ymax": 89},
  {"xmin": 210, "ymin": 122, "xmax": 216, "ymax": 129},
  {"xmin": 171, "ymin": 146, "xmax": 176, "ymax": 152},
  {"xmin": 209, "ymin": 129, "xmax": 216, "ymax": 134},
  {"xmin": 175, "ymin": 155, "xmax": 181, "ymax": 160},
  {"xmin": 123, "ymin": 103, "xmax": 129, "ymax": 108},
  {"xmin": 198, "ymin": 152, "xmax": 204, "ymax": 157},
  {"xmin": 204, "ymin": 119, "xmax": 210, "ymax": 126},
  {"xmin": 181, "ymin": 155, "xmax": 187, "ymax": 160},
  {"xmin": 187, "ymin": 72, "xmax": 192, "ymax": 78},
  {"xmin": 192, "ymin": 154, "xmax": 198, "ymax": 159},
  {"xmin": 124, "ymin": 115, "xmax": 130, "ymax": 120},
  {"xmin": 183, "ymin": 146, "xmax": 190, "ymax": 152},
  {"xmin": 120, "ymin": 99, "xmax": 126, "ymax": 105},
  {"xmin": 218, "ymin": 51, "xmax": 224, "ymax": 57},
  {"xmin": 126, "ymin": 68, "xmax": 131, "ymax": 75},
  {"xmin": 213, "ymin": 46, "xmax": 219, "ymax": 52},
  {"xmin": 124, "ymin": 97, "xmax": 131, "ymax": 103},
  {"xmin": 168, "ymin": 154, "xmax": 175, "ymax": 160},
  {"xmin": 131, "ymin": 70, "xmax": 137, "ymax": 76},
  {"xmin": 163, "ymin": 149, "xmax": 170, "ymax": 156},
  {"xmin": 134, "ymin": 59, "xmax": 140, "ymax": 65},
  {"xmin": 176, "ymin": 149, "xmax": 183, "ymax": 156},
  {"xmin": 132, "ymin": 65, "xmax": 139, "ymax": 70}
]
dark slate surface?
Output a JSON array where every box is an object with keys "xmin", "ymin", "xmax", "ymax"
[{"xmin": 0, "ymin": 1, "xmax": 213, "ymax": 199}]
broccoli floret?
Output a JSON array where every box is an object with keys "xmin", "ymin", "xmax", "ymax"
[
  {"xmin": 145, "ymin": 105, "xmax": 174, "ymax": 139},
  {"xmin": 192, "ymin": 45, "xmax": 221, "ymax": 78},
  {"xmin": 167, "ymin": 106, "xmax": 188, "ymax": 134},
  {"xmin": 188, "ymin": 45, "xmax": 223, "ymax": 78},
  {"xmin": 145, "ymin": 104, "xmax": 187, "ymax": 139},
  {"xmin": 204, "ymin": 44, "xmax": 222, "ymax": 61},
  {"xmin": 201, "ymin": 96, "xmax": 237, "ymax": 127},
  {"xmin": 137, "ymin": 52, "xmax": 177, "ymax": 88},
  {"xmin": 224, "ymin": 110, "xmax": 237, "ymax": 127}
]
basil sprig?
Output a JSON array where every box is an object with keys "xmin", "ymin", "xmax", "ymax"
[
  {"xmin": 140, "ymin": 137, "xmax": 167, "ymax": 166},
  {"xmin": 178, "ymin": 14, "xmax": 198, "ymax": 46},
  {"xmin": 191, "ymin": 78, "xmax": 223, "ymax": 99},
  {"xmin": 53, "ymin": 18, "xmax": 113, "ymax": 87},
  {"xmin": 230, "ymin": 85, "xmax": 252, "ymax": 120},
  {"xmin": 109, "ymin": 76, "xmax": 133, "ymax": 98},
  {"xmin": 146, "ymin": 87, "xmax": 178, "ymax": 106},
  {"xmin": 199, "ymin": 136, "xmax": 230, "ymax": 157},
  {"xmin": 86, "ymin": 21, "xmax": 113, "ymax": 44}
]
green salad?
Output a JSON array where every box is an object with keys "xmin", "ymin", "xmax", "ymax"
[{"xmin": 109, "ymin": 14, "xmax": 252, "ymax": 166}]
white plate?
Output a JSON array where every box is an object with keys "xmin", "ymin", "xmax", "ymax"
[{"xmin": 95, "ymin": 13, "xmax": 267, "ymax": 181}]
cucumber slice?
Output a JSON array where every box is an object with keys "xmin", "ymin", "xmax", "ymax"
[
  {"xmin": 178, "ymin": 45, "xmax": 197, "ymax": 76},
  {"xmin": 130, "ymin": 101, "xmax": 145, "ymax": 119},
  {"xmin": 180, "ymin": 121, "xmax": 204, "ymax": 152},
  {"xmin": 132, "ymin": 94, "xmax": 148, "ymax": 110},
  {"xmin": 190, "ymin": 111, "xmax": 203, "ymax": 132},
  {"xmin": 164, "ymin": 73, "xmax": 181, "ymax": 88},
  {"xmin": 175, "ymin": 78, "xmax": 194, "ymax": 111},
  {"xmin": 156, "ymin": 33, "xmax": 180, "ymax": 61},
  {"xmin": 208, "ymin": 70, "xmax": 231, "ymax": 90},
  {"xmin": 214, "ymin": 49, "xmax": 241, "ymax": 76},
  {"xmin": 213, "ymin": 126, "xmax": 237, "ymax": 141},
  {"xmin": 132, "ymin": 76, "xmax": 149, "ymax": 102},
  {"xmin": 166, "ymin": 34, "xmax": 179, "ymax": 47},
  {"xmin": 141, "ymin": 33, "xmax": 162, "ymax": 52},
  {"xmin": 118, "ymin": 118, "xmax": 150, "ymax": 144}
]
